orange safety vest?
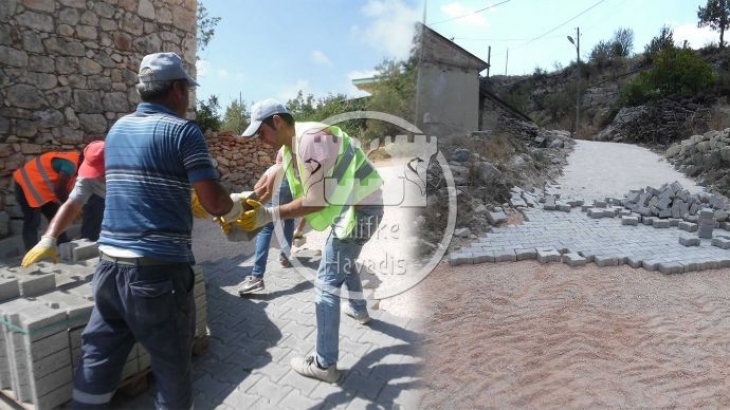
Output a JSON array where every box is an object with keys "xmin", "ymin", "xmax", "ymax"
[{"xmin": 13, "ymin": 152, "xmax": 80, "ymax": 207}]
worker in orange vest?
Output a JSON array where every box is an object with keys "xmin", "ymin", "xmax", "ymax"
[{"xmin": 13, "ymin": 151, "xmax": 82, "ymax": 251}]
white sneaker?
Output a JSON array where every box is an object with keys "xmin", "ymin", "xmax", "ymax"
[
  {"xmin": 237, "ymin": 276, "xmax": 264, "ymax": 296},
  {"xmin": 290, "ymin": 355, "xmax": 342, "ymax": 383},
  {"xmin": 343, "ymin": 305, "xmax": 371, "ymax": 324}
]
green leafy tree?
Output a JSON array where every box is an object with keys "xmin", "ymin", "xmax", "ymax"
[
  {"xmin": 197, "ymin": 1, "xmax": 221, "ymax": 57},
  {"xmin": 286, "ymin": 91, "xmax": 366, "ymax": 137},
  {"xmin": 221, "ymin": 99, "xmax": 249, "ymax": 134},
  {"xmin": 362, "ymin": 56, "xmax": 417, "ymax": 142},
  {"xmin": 644, "ymin": 25, "xmax": 675, "ymax": 62},
  {"xmin": 195, "ymin": 95, "xmax": 222, "ymax": 132},
  {"xmin": 589, "ymin": 40, "xmax": 613, "ymax": 67},
  {"xmin": 698, "ymin": 0, "xmax": 730, "ymax": 48}
]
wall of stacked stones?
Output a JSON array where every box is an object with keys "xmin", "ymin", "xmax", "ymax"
[{"xmin": 0, "ymin": 0, "xmax": 201, "ymax": 239}]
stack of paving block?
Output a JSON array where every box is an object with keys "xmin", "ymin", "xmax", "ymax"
[
  {"xmin": 0, "ymin": 239, "xmax": 209, "ymax": 409},
  {"xmin": 698, "ymin": 209, "xmax": 715, "ymax": 239}
]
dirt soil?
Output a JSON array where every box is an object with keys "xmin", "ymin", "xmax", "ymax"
[{"xmin": 416, "ymin": 261, "xmax": 730, "ymax": 409}]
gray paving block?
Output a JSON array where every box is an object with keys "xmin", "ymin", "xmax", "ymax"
[
  {"xmin": 449, "ymin": 252, "xmax": 473, "ymax": 266},
  {"xmin": 625, "ymin": 256, "xmax": 642, "ymax": 268},
  {"xmin": 536, "ymin": 248, "xmax": 561, "ymax": 263},
  {"xmin": 642, "ymin": 260, "xmax": 660, "ymax": 271},
  {"xmin": 0, "ymin": 277, "xmax": 20, "ymax": 302},
  {"xmin": 562, "ymin": 252, "xmax": 587, "ymax": 267},
  {"xmin": 711, "ymin": 237, "xmax": 730, "ymax": 249},
  {"xmin": 678, "ymin": 221, "xmax": 698, "ymax": 232},
  {"xmin": 658, "ymin": 262, "xmax": 684, "ymax": 275},
  {"xmin": 594, "ymin": 255, "xmax": 619, "ymax": 267},
  {"xmin": 17, "ymin": 274, "xmax": 57, "ymax": 298},
  {"xmin": 653, "ymin": 219, "xmax": 671, "ymax": 229},
  {"xmin": 621, "ymin": 216, "xmax": 639, "ymax": 226},
  {"xmin": 493, "ymin": 249, "xmax": 516, "ymax": 262},
  {"xmin": 587, "ymin": 209, "xmax": 604, "ymax": 219},
  {"xmin": 515, "ymin": 248, "xmax": 537, "ymax": 261},
  {"xmin": 679, "ymin": 235, "xmax": 700, "ymax": 247},
  {"xmin": 472, "ymin": 249, "xmax": 495, "ymax": 263}
]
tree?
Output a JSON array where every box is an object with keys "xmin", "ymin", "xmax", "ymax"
[
  {"xmin": 197, "ymin": 1, "xmax": 221, "ymax": 57},
  {"xmin": 611, "ymin": 27, "xmax": 634, "ymax": 57},
  {"xmin": 698, "ymin": 0, "xmax": 730, "ymax": 48},
  {"xmin": 589, "ymin": 40, "xmax": 613, "ymax": 67},
  {"xmin": 195, "ymin": 95, "xmax": 222, "ymax": 132},
  {"xmin": 644, "ymin": 25, "xmax": 675, "ymax": 61},
  {"xmin": 221, "ymin": 99, "xmax": 249, "ymax": 134}
]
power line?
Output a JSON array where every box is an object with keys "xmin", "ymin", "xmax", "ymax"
[
  {"xmin": 430, "ymin": 0, "xmax": 512, "ymax": 26},
  {"xmin": 521, "ymin": 0, "xmax": 607, "ymax": 48},
  {"xmin": 453, "ymin": 34, "xmax": 567, "ymax": 42}
]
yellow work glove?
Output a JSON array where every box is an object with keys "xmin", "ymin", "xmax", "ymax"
[
  {"xmin": 21, "ymin": 236, "xmax": 58, "ymax": 267},
  {"xmin": 191, "ymin": 191, "xmax": 210, "ymax": 219},
  {"xmin": 239, "ymin": 199, "xmax": 279, "ymax": 231}
]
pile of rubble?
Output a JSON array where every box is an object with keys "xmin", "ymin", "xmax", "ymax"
[{"xmin": 665, "ymin": 128, "xmax": 730, "ymax": 191}]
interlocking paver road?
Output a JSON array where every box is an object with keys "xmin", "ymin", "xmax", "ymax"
[{"xmin": 120, "ymin": 251, "xmax": 424, "ymax": 409}]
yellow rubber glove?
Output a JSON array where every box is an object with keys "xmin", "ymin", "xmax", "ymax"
[
  {"xmin": 213, "ymin": 216, "xmax": 233, "ymax": 234},
  {"xmin": 239, "ymin": 199, "xmax": 278, "ymax": 231},
  {"xmin": 21, "ymin": 236, "xmax": 58, "ymax": 267},
  {"xmin": 191, "ymin": 191, "xmax": 210, "ymax": 219}
]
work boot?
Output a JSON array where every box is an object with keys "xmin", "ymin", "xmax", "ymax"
[
  {"xmin": 290, "ymin": 355, "xmax": 342, "ymax": 383},
  {"xmin": 238, "ymin": 276, "xmax": 264, "ymax": 296},
  {"xmin": 279, "ymin": 253, "xmax": 292, "ymax": 268}
]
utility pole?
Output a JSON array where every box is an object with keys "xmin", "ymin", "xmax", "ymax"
[
  {"xmin": 487, "ymin": 46, "xmax": 491, "ymax": 78},
  {"xmin": 567, "ymin": 27, "xmax": 580, "ymax": 137},
  {"xmin": 505, "ymin": 48, "xmax": 508, "ymax": 75},
  {"xmin": 414, "ymin": 0, "xmax": 427, "ymax": 128}
]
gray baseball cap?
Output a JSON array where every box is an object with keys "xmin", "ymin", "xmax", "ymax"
[
  {"xmin": 138, "ymin": 52, "xmax": 199, "ymax": 87},
  {"xmin": 241, "ymin": 98, "xmax": 291, "ymax": 137}
]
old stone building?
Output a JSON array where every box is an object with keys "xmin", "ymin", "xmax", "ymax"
[{"xmin": 0, "ymin": 0, "xmax": 274, "ymax": 244}]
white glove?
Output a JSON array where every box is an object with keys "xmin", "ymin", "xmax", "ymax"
[{"xmin": 220, "ymin": 193, "xmax": 245, "ymax": 223}]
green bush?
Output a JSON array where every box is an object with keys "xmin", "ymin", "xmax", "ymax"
[
  {"xmin": 195, "ymin": 95, "xmax": 221, "ymax": 132},
  {"xmin": 620, "ymin": 48, "xmax": 716, "ymax": 106}
]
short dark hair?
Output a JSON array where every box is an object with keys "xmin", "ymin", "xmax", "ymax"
[
  {"xmin": 262, "ymin": 112, "xmax": 294, "ymax": 129},
  {"xmin": 136, "ymin": 79, "xmax": 185, "ymax": 102}
]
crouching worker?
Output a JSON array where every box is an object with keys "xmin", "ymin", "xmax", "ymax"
[{"xmin": 21, "ymin": 140, "xmax": 106, "ymax": 267}]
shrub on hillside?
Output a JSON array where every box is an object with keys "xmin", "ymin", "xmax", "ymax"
[{"xmin": 620, "ymin": 48, "xmax": 716, "ymax": 106}]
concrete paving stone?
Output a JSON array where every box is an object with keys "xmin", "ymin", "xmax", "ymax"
[
  {"xmin": 342, "ymin": 370, "xmax": 387, "ymax": 401},
  {"xmin": 279, "ymin": 389, "xmax": 322, "ymax": 410},
  {"xmin": 719, "ymin": 258, "xmax": 730, "ymax": 268},
  {"xmin": 448, "ymin": 251, "xmax": 472, "ymax": 266},
  {"xmin": 514, "ymin": 248, "xmax": 537, "ymax": 261},
  {"xmin": 493, "ymin": 249, "xmax": 516, "ymax": 262},
  {"xmin": 277, "ymin": 335, "xmax": 316, "ymax": 355},
  {"xmin": 625, "ymin": 256, "xmax": 642, "ymax": 268},
  {"xmin": 536, "ymin": 248, "xmax": 561, "ymax": 264},
  {"xmin": 658, "ymin": 262, "xmax": 684, "ymax": 275},
  {"xmin": 594, "ymin": 255, "xmax": 619, "ymax": 267},
  {"xmin": 642, "ymin": 217, "xmax": 655, "ymax": 226},
  {"xmin": 682, "ymin": 261, "xmax": 699, "ymax": 272},
  {"xmin": 279, "ymin": 321, "xmax": 315, "ymax": 341},
  {"xmin": 711, "ymin": 237, "xmax": 730, "ymax": 249},
  {"xmin": 0, "ymin": 277, "xmax": 19, "ymax": 302},
  {"xmin": 251, "ymin": 359, "xmax": 291, "ymax": 384},
  {"xmin": 653, "ymin": 219, "xmax": 671, "ymax": 229},
  {"xmin": 278, "ymin": 369, "xmax": 320, "ymax": 397},
  {"xmin": 471, "ymin": 249, "xmax": 495, "ymax": 263},
  {"xmin": 621, "ymin": 216, "xmax": 639, "ymax": 226},
  {"xmin": 248, "ymin": 375, "xmax": 293, "ymax": 406},
  {"xmin": 221, "ymin": 390, "xmax": 261, "ymax": 410},
  {"xmin": 642, "ymin": 260, "xmax": 660, "ymax": 271},
  {"xmin": 669, "ymin": 218, "xmax": 682, "ymax": 227},
  {"xmin": 587, "ymin": 209, "xmax": 604, "ymax": 219},
  {"xmin": 679, "ymin": 235, "xmax": 701, "ymax": 246},
  {"xmin": 562, "ymin": 253, "xmax": 587, "ymax": 267}
]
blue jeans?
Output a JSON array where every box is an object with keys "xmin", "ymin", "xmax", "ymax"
[
  {"xmin": 252, "ymin": 179, "xmax": 295, "ymax": 278},
  {"xmin": 316, "ymin": 205, "xmax": 383, "ymax": 368},
  {"xmin": 15, "ymin": 182, "xmax": 69, "ymax": 250},
  {"xmin": 72, "ymin": 259, "xmax": 195, "ymax": 409}
]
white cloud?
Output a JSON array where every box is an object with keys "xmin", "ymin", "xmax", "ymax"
[
  {"xmin": 672, "ymin": 23, "xmax": 720, "ymax": 48},
  {"xmin": 196, "ymin": 60, "xmax": 212, "ymax": 77},
  {"xmin": 353, "ymin": 0, "xmax": 419, "ymax": 59},
  {"xmin": 312, "ymin": 50, "xmax": 332, "ymax": 65},
  {"xmin": 216, "ymin": 68, "xmax": 230, "ymax": 79},
  {"xmin": 277, "ymin": 79, "xmax": 313, "ymax": 102},
  {"xmin": 346, "ymin": 69, "xmax": 378, "ymax": 98},
  {"xmin": 440, "ymin": 2, "xmax": 488, "ymax": 27}
]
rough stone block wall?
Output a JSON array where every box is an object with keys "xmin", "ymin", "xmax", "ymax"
[{"xmin": 0, "ymin": 0, "xmax": 203, "ymax": 238}]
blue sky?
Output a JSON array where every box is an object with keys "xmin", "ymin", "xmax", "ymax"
[{"xmin": 196, "ymin": 0, "xmax": 717, "ymax": 112}]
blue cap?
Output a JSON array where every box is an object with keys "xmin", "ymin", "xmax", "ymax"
[
  {"xmin": 138, "ymin": 52, "xmax": 199, "ymax": 87},
  {"xmin": 241, "ymin": 98, "xmax": 291, "ymax": 137}
]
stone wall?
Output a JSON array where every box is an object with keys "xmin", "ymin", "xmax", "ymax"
[
  {"xmin": 205, "ymin": 131, "xmax": 275, "ymax": 192},
  {"xmin": 0, "ymin": 0, "xmax": 198, "ymax": 238}
]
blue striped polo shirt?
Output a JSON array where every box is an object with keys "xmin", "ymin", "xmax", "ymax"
[{"xmin": 98, "ymin": 102, "xmax": 218, "ymax": 263}]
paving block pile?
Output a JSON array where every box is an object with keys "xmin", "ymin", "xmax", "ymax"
[
  {"xmin": 451, "ymin": 182, "xmax": 730, "ymax": 274},
  {"xmin": 0, "ymin": 240, "xmax": 208, "ymax": 409}
]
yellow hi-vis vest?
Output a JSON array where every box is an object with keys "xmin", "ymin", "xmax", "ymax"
[{"xmin": 282, "ymin": 122, "xmax": 383, "ymax": 238}]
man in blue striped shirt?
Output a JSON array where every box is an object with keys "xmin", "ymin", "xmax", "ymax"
[{"xmin": 72, "ymin": 52, "xmax": 245, "ymax": 410}]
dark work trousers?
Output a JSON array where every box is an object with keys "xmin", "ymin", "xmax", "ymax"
[
  {"xmin": 71, "ymin": 259, "xmax": 196, "ymax": 410},
  {"xmin": 14, "ymin": 182, "xmax": 69, "ymax": 251},
  {"xmin": 80, "ymin": 194, "xmax": 105, "ymax": 241}
]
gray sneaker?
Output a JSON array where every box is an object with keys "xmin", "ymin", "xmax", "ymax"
[
  {"xmin": 238, "ymin": 276, "xmax": 264, "ymax": 296},
  {"xmin": 290, "ymin": 355, "xmax": 342, "ymax": 383},
  {"xmin": 343, "ymin": 305, "xmax": 371, "ymax": 324}
]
